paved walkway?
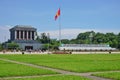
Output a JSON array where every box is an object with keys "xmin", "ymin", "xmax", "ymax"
[
  {"xmin": 0, "ymin": 58, "xmax": 119, "ymax": 80},
  {"xmin": 0, "ymin": 74, "xmax": 63, "ymax": 80}
]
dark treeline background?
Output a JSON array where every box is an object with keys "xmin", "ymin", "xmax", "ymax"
[{"xmin": 36, "ymin": 31, "xmax": 120, "ymax": 50}]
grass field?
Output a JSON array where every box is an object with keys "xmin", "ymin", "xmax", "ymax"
[
  {"xmin": 93, "ymin": 72, "xmax": 120, "ymax": 80},
  {"xmin": 9, "ymin": 75, "xmax": 91, "ymax": 80},
  {"xmin": 0, "ymin": 60, "xmax": 57, "ymax": 77},
  {"xmin": 0, "ymin": 54, "xmax": 120, "ymax": 73}
]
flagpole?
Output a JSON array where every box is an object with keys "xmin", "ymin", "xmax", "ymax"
[
  {"xmin": 55, "ymin": 7, "xmax": 61, "ymax": 46},
  {"xmin": 59, "ymin": 8, "xmax": 61, "ymax": 46},
  {"xmin": 59, "ymin": 1, "xmax": 62, "ymax": 46}
]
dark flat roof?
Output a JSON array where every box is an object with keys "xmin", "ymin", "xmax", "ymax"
[{"xmin": 10, "ymin": 25, "xmax": 37, "ymax": 31}]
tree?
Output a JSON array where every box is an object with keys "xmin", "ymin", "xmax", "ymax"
[
  {"xmin": 50, "ymin": 39, "xmax": 59, "ymax": 50},
  {"xmin": 70, "ymin": 39, "xmax": 78, "ymax": 44},
  {"xmin": 76, "ymin": 31, "xmax": 95, "ymax": 44},
  {"xmin": 7, "ymin": 42, "xmax": 19, "ymax": 50},
  {"xmin": 36, "ymin": 33, "xmax": 60, "ymax": 50},
  {"xmin": 117, "ymin": 33, "xmax": 120, "ymax": 49},
  {"xmin": 93, "ymin": 32, "xmax": 106, "ymax": 44},
  {"xmin": 36, "ymin": 33, "xmax": 50, "ymax": 43},
  {"xmin": 61, "ymin": 39, "xmax": 70, "ymax": 44},
  {"xmin": 0, "ymin": 43, "xmax": 3, "ymax": 51},
  {"xmin": 105, "ymin": 33, "xmax": 118, "ymax": 47}
]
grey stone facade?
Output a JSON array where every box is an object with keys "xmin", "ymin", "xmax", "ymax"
[
  {"xmin": 10, "ymin": 25, "xmax": 36, "ymax": 40},
  {"xmin": 9, "ymin": 25, "xmax": 42, "ymax": 50}
]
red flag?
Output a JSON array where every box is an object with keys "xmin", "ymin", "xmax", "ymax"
[{"xmin": 55, "ymin": 8, "xmax": 60, "ymax": 20}]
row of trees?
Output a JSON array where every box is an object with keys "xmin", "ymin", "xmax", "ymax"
[
  {"xmin": 76, "ymin": 31, "xmax": 120, "ymax": 49},
  {"xmin": 0, "ymin": 42, "xmax": 19, "ymax": 51},
  {"xmin": 37, "ymin": 31, "xmax": 120, "ymax": 50},
  {"xmin": 0, "ymin": 31, "xmax": 120, "ymax": 51},
  {"xmin": 36, "ymin": 33, "xmax": 59, "ymax": 50}
]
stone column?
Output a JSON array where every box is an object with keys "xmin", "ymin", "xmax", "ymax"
[
  {"xmin": 30, "ymin": 31, "xmax": 32, "ymax": 40},
  {"xmin": 23, "ymin": 31, "xmax": 25, "ymax": 40},
  {"xmin": 19, "ymin": 30, "xmax": 21, "ymax": 40},
  {"xmin": 34, "ymin": 32, "xmax": 36, "ymax": 40},
  {"xmin": 15, "ymin": 30, "xmax": 17, "ymax": 40},
  {"xmin": 27, "ymin": 31, "xmax": 28, "ymax": 40}
]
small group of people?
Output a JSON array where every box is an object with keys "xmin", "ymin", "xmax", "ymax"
[{"xmin": 0, "ymin": 49, "xmax": 49, "ymax": 54}]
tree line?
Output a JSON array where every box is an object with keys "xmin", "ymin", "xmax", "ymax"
[
  {"xmin": 0, "ymin": 31, "xmax": 120, "ymax": 51},
  {"xmin": 36, "ymin": 31, "xmax": 120, "ymax": 50}
]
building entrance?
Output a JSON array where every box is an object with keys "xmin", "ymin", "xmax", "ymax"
[{"xmin": 25, "ymin": 46, "xmax": 33, "ymax": 50}]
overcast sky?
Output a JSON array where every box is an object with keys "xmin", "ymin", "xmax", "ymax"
[{"xmin": 0, "ymin": 0, "xmax": 120, "ymax": 42}]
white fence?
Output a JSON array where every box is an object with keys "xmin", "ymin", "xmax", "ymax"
[{"xmin": 59, "ymin": 44, "xmax": 116, "ymax": 51}]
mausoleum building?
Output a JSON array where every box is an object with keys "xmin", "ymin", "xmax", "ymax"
[{"xmin": 9, "ymin": 25, "xmax": 42, "ymax": 50}]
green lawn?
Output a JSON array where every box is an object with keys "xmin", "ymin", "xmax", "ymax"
[
  {"xmin": 93, "ymin": 72, "xmax": 120, "ymax": 80},
  {"xmin": 0, "ymin": 60, "xmax": 57, "ymax": 77},
  {"xmin": 0, "ymin": 54, "xmax": 120, "ymax": 73},
  {"xmin": 9, "ymin": 75, "xmax": 91, "ymax": 80}
]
